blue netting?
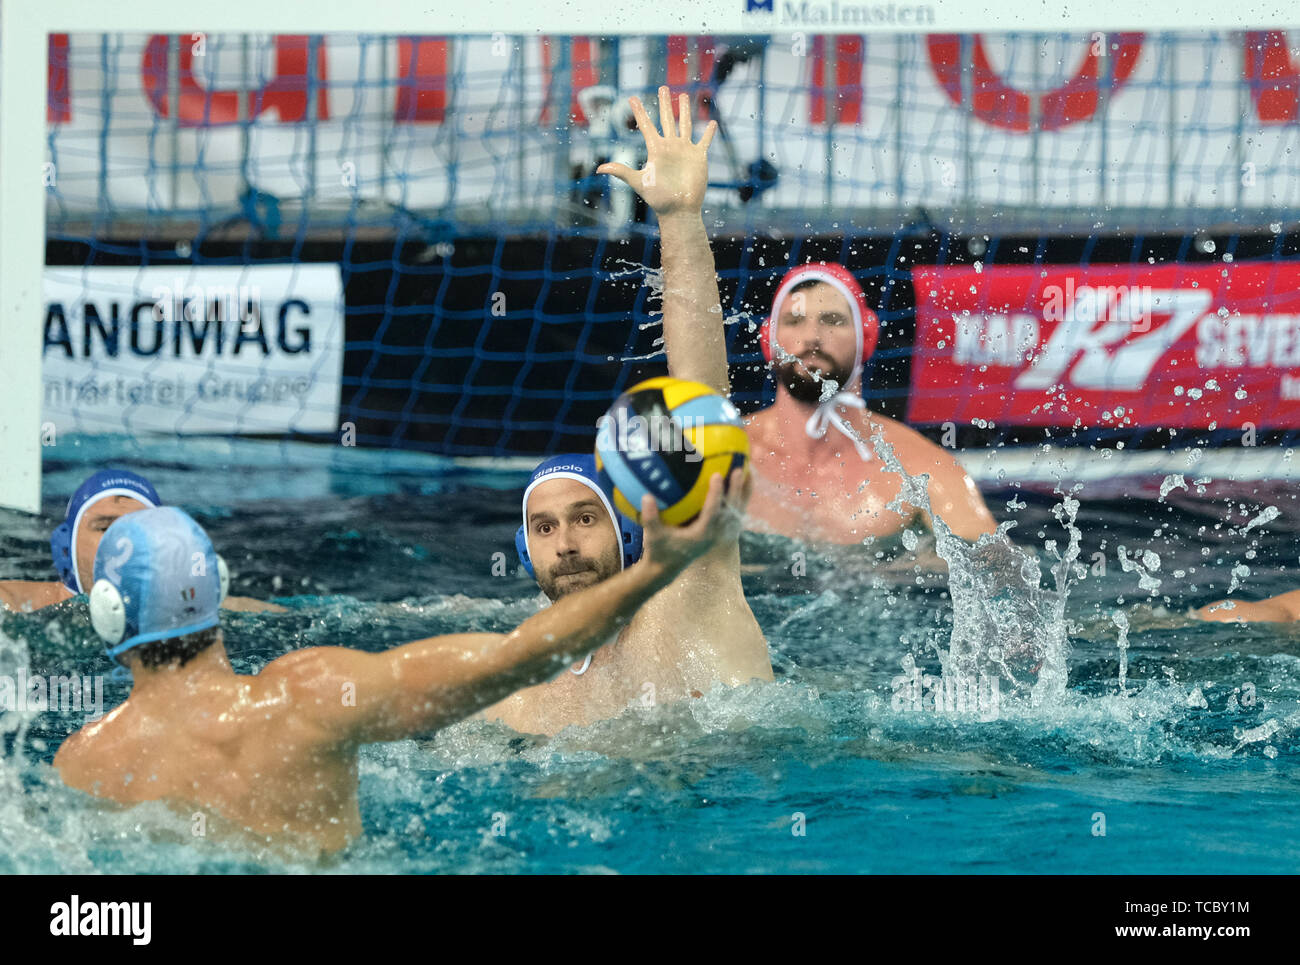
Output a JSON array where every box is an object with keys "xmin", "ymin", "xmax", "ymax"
[{"xmin": 41, "ymin": 30, "xmax": 1300, "ymax": 459}]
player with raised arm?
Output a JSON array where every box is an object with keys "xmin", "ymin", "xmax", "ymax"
[{"xmin": 481, "ymin": 87, "xmax": 773, "ymax": 736}]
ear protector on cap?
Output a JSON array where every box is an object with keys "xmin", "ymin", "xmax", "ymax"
[
  {"xmin": 88, "ymin": 578, "xmax": 127, "ymax": 645},
  {"xmin": 515, "ymin": 524, "xmax": 534, "ymax": 578},
  {"xmin": 89, "ymin": 554, "xmax": 229, "ymax": 647},
  {"xmin": 759, "ymin": 262, "xmax": 879, "ymax": 366}
]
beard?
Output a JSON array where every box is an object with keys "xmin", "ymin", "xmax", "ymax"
[
  {"xmin": 536, "ymin": 550, "xmax": 621, "ymax": 601},
  {"xmin": 774, "ymin": 350, "xmax": 856, "ymax": 404}
]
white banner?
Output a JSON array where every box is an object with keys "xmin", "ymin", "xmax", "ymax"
[
  {"xmin": 41, "ymin": 32, "xmax": 1300, "ymax": 218},
  {"xmin": 41, "ymin": 264, "xmax": 345, "ymax": 435}
]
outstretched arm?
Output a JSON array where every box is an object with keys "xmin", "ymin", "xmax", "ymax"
[
  {"xmin": 599, "ymin": 85, "xmax": 759, "ymax": 642},
  {"xmin": 274, "ymin": 474, "xmax": 746, "ymax": 743},
  {"xmin": 599, "ymin": 87, "xmax": 727, "ymax": 395},
  {"xmin": 1195, "ymin": 588, "xmax": 1300, "ymax": 623},
  {"xmin": 223, "ymin": 595, "xmax": 287, "ymax": 613}
]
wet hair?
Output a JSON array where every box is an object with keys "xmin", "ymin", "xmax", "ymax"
[{"xmin": 133, "ymin": 626, "xmax": 221, "ymax": 669}]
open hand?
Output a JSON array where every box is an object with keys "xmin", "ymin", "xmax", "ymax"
[{"xmin": 597, "ymin": 86, "xmax": 717, "ymax": 217}]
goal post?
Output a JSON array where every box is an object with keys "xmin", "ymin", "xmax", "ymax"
[{"xmin": 0, "ymin": 0, "xmax": 45, "ymax": 513}]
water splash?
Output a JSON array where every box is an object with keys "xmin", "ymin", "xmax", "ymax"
[
  {"xmin": 1117, "ymin": 545, "xmax": 1163, "ymax": 595},
  {"xmin": 1158, "ymin": 473, "xmax": 1187, "ymax": 499},
  {"xmin": 1240, "ymin": 506, "xmax": 1280, "ymax": 535},
  {"xmin": 0, "ymin": 620, "xmax": 98, "ymax": 874},
  {"xmin": 836, "ymin": 416, "xmax": 1083, "ymax": 707},
  {"xmin": 1112, "ymin": 608, "xmax": 1130, "ymax": 694},
  {"xmin": 607, "ymin": 258, "xmax": 756, "ymax": 362}
]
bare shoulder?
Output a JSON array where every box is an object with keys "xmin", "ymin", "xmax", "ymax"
[
  {"xmin": 857, "ymin": 411, "xmax": 963, "ymax": 472},
  {"xmin": 0, "ymin": 581, "xmax": 74, "ymax": 612},
  {"xmin": 53, "ymin": 717, "xmax": 109, "ymax": 788},
  {"xmin": 53, "ymin": 724, "xmax": 88, "ymax": 767},
  {"xmin": 743, "ymin": 404, "xmax": 774, "ymax": 427},
  {"xmin": 260, "ymin": 646, "xmax": 371, "ymax": 689},
  {"xmin": 742, "ymin": 406, "xmax": 777, "ymax": 448}
]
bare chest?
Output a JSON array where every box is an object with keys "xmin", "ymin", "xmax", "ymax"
[
  {"xmin": 746, "ymin": 441, "xmax": 912, "ymax": 543},
  {"xmin": 484, "ymin": 626, "xmax": 691, "ymax": 735}
]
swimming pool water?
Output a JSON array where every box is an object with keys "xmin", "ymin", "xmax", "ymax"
[{"xmin": 2, "ymin": 437, "xmax": 1298, "ymax": 873}]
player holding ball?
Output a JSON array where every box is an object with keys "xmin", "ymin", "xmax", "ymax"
[{"xmin": 483, "ymin": 89, "xmax": 772, "ymax": 735}]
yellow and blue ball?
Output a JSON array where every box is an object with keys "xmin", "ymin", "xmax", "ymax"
[{"xmin": 595, "ymin": 376, "xmax": 750, "ymax": 526}]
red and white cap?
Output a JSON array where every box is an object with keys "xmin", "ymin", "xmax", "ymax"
[{"xmin": 762, "ymin": 262, "xmax": 879, "ymax": 393}]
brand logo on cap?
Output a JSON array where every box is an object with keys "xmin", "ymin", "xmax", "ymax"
[{"xmin": 538, "ymin": 464, "xmax": 584, "ymax": 477}]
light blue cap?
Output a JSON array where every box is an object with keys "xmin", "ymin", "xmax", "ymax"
[{"xmin": 91, "ymin": 507, "xmax": 223, "ymax": 660}]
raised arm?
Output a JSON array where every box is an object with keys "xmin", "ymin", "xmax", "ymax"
[
  {"xmin": 274, "ymin": 473, "xmax": 745, "ymax": 743},
  {"xmin": 599, "ymin": 87, "xmax": 727, "ymax": 394}
]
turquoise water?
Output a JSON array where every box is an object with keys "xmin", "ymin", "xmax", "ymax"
[{"xmin": 1, "ymin": 438, "xmax": 1298, "ymax": 873}]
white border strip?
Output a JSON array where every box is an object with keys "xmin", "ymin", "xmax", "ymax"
[
  {"xmin": 12, "ymin": 0, "xmax": 1300, "ymax": 34},
  {"xmin": 957, "ymin": 445, "xmax": 1300, "ymax": 484}
]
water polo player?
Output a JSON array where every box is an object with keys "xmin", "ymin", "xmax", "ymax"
[
  {"xmin": 0, "ymin": 468, "xmax": 278, "ymax": 613},
  {"xmin": 55, "ymin": 487, "xmax": 741, "ymax": 855},
  {"xmin": 743, "ymin": 263, "xmax": 998, "ymax": 544},
  {"xmin": 482, "ymin": 88, "xmax": 773, "ymax": 734}
]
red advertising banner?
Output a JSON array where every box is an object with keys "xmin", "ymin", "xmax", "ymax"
[{"xmin": 908, "ymin": 262, "xmax": 1300, "ymax": 429}]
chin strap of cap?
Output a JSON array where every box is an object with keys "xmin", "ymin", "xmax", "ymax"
[
  {"xmin": 806, "ymin": 392, "xmax": 873, "ymax": 461},
  {"xmin": 767, "ymin": 263, "xmax": 880, "ymax": 463}
]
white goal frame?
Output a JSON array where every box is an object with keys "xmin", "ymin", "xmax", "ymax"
[{"xmin": 0, "ymin": 0, "xmax": 1295, "ymax": 512}]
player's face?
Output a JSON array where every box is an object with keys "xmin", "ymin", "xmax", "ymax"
[
  {"xmin": 526, "ymin": 479, "xmax": 622, "ymax": 601},
  {"xmin": 773, "ymin": 283, "xmax": 857, "ymax": 403},
  {"xmin": 76, "ymin": 495, "xmax": 149, "ymax": 591}
]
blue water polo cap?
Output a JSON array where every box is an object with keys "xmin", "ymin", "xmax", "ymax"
[
  {"xmin": 88, "ymin": 507, "xmax": 228, "ymax": 662},
  {"xmin": 50, "ymin": 469, "xmax": 161, "ymax": 593},
  {"xmin": 515, "ymin": 453, "xmax": 643, "ymax": 578}
]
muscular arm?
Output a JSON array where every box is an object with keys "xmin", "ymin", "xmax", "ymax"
[
  {"xmin": 1195, "ymin": 588, "xmax": 1300, "ymax": 623},
  {"xmin": 223, "ymin": 595, "xmax": 288, "ymax": 613},
  {"xmin": 659, "ymin": 211, "xmax": 727, "ymax": 393},
  {"xmin": 600, "ymin": 88, "xmax": 726, "ymax": 394},
  {"xmin": 273, "ymin": 480, "xmax": 739, "ymax": 743},
  {"xmin": 886, "ymin": 420, "xmax": 997, "ymax": 542},
  {"xmin": 600, "ymin": 93, "xmax": 768, "ymax": 682}
]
